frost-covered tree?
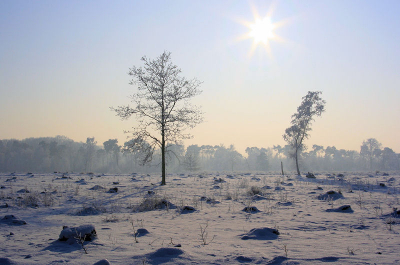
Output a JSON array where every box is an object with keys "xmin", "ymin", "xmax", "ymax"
[
  {"xmin": 382, "ymin": 147, "xmax": 399, "ymax": 170},
  {"xmin": 103, "ymin": 139, "xmax": 121, "ymax": 169},
  {"xmin": 165, "ymin": 143, "xmax": 185, "ymax": 172},
  {"xmin": 283, "ymin": 91, "xmax": 326, "ymax": 175},
  {"xmin": 245, "ymin": 147, "xmax": 270, "ymax": 171},
  {"xmin": 182, "ymin": 145, "xmax": 201, "ymax": 171},
  {"xmin": 112, "ymin": 51, "xmax": 203, "ymax": 185},
  {"xmin": 122, "ymin": 138, "xmax": 155, "ymax": 173},
  {"xmin": 360, "ymin": 138, "xmax": 382, "ymax": 170},
  {"xmin": 84, "ymin": 137, "xmax": 97, "ymax": 172}
]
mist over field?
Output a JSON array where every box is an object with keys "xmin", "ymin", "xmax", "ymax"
[{"xmin": 0, "ymin": 135, "xmax": 399, "ymax": 174}]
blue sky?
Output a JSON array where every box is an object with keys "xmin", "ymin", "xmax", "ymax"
[{"xmin": 1, "ymin": 0, "xmax": 399, "ymax": 153}]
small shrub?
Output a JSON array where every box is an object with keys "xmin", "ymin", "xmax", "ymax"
[
  {"xmin": 103, "ymin": 214, "xmax": 119, "ymax": 223},
  {"xmin": 42, "ymin": 191, "xmax": 55, "ymax": 207},
  {"xmin": 199, "ymin": 221, "xmax": 215, "ymax": 245},
  {"xmin": 19, "ymin": 192, "xmax": 40, "ymax": 207},
  {"xmin": 247, "ymin": 186, "xmax": 262, "ymax": 196},
  {"xmin": 238, "ymin": 178, "xmax": 249, "ymax": 189}
]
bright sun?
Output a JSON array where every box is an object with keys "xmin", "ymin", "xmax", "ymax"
[
  {"xmin": 236, "ymin": 3, "xmax": 289, "ymax": 58},
  {"xmin": 249, "ymin": 17, "xmax": 275, "ymax": 45}
]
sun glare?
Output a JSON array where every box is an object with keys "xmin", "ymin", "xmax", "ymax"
[
  {"xmin": 249, "ymin": 17, "xmax": 275, "ymax": 45},
  {"xmin": 235, "ymin": 3, "xmax": 290, "ymax": 58}
]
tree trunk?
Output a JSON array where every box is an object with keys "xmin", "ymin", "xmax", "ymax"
[
  {"xmin": 369, "ymin": 156, "xmax": 372, "ymax": 171},
  {"xmin": 281, "ymin": 161, "xmax": 284, "ymax": 176},
  {"xmin": 161, "ymin": 128, "xmax": 166, "ymax": 185},
  {"xmin": 295, "ymin": 149, "xmax": 300, "ymax": 175}
]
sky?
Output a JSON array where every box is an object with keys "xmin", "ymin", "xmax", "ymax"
[{"xmin": 1, "ymin": 0, "xmax": 399, "ymax": 154}]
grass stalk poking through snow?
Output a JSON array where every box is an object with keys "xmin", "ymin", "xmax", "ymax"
[
  {"xmin": 131, "ymin": 220, "xmax": 139, "ymax": 243},
  {"xmin": 74, "ymin": 232, "xmax": 88, "ymax": 254},
  {"xmin": 283, "ymin": 244, "xmax": 288, "ymax": 258},
  {"xmin": 199, "ymin": 221, "xmax": 215, "ymax": 245}
]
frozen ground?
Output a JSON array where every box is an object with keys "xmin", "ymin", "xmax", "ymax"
[{"xmin": 1, "ymin": 171, "xmax": 399, "ymax": 264}]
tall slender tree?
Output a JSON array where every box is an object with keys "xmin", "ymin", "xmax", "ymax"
[
  {"xmin": 112, "ymin": 51, "xmax": 203, "ymax": 185},
  {"xmin": 84, "ymin": 137, "xmax": 97, "ymax": 172},
  {"xmin": 283, "ymin": 91, "xmax": 326, "ymax": 175}
]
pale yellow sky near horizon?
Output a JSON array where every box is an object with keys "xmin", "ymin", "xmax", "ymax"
[{"xmin": 1, "ymin": 1, "xmax": 399, "ymax": 155}]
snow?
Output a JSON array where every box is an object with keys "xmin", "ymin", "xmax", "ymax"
[{"xmin": 1, "ymin": 171, "xmax": 399, "ymax": 264}]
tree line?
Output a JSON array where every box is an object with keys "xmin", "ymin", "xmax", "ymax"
[{"xmin": 0, "ymin": 136, "xmax": 398, "ymax": 174}]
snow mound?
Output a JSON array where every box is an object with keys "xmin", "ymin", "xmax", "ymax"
[
  {"xmin": 150, "ymin": 247, "xmax": 184, "ymax": 258},
  {"xmin": 214, "ymin": 177, "xmax": 225, "ymax": 183},
  {"xmin": 93, "ymin": 259, "xmax": 111, "ymax": 265},
  {"xmin": 145, "ymin": 247, "xmax": 185, "ymax": 263},
  {"xmin": 306, "ymin": 172, "xmax": 316, "ymax": 178},
  {"xmin": 242, "ymin": 206, "xmax": 260, "ymax": 213},
  {"xmin": 240, "ymin": 227, "xmax": 279, "ymax": 240},
  {"xmin": 317, "ymin": 190, "xmax": 344, "ymax": 200},
  {"xmin": 180, "ymin": 205, "xmax": 196, "ymax": 214},
  {"xmin": 89, "ymin": 185, "xmax": 106, "ymax": 191},
  {"xmin": 137, "ymin": 197, "xmax": 176, "ymax": 211},
  {"xmin": 1, "ymin": 215, "xmax": 27, "ymax": 225},
  {"xmin": 107, "ymin": 187, "xmax": 118, "ymax": 193},
  {"xmin": 59, "ymin": 224, "xmax": 97, "ymax": 241},
  {"xmin": 200, "ymin": 196, "xmax": 220, "ymax": 204},
  {"xmin": 236, "ymin": 255, "xmax": 253, "ymax": 262},
  {"xmin": 266, "ymin": 256, "xmax": 288, "ymax": 264},
  {"xmin": 0, "ymin": 257, "xmax": 16, "ymax": 265},
  {"xmin": 135, "ymin": 228, "xmax": 149, "ymax": 237},
  {"xmin": 326, "ymin": 205, "xmax": 354, "ymax": 213},
  {"xmin": 252, "ymin": 194, "xmax": 269, "ymax": 201},
  {"xmin": 75, "ymin": 179, "xmax": 87, "ymax": 185},
  {"xmin": 276, "ymin": 201, "xmax": 293, "ymax": 207},
  {"xmin": 75, "ymin": 206, "xmax": 104, "ymax": 216}
]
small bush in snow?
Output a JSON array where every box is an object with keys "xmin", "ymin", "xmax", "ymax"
[
  {"xmin": 238, "ymin": 178, "xmax": 249, "ymax": 189},
  {"xmin": 18, "ymin": 192, "xmax": 40, "ymax": 207},
  {"xmin": 247, "ymin": 186, "xmax": 262, "ymax": 196},
  {"xmin": 42, "ymin": 191, "xmax": 55, "ymax": 207}
]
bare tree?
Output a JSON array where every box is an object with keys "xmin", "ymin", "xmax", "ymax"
[
  {"xmin": 283, "ymin": 91, "xmax": 326, "ymax": 175},
  {"xmin": 112, "ymin": 51, "xmax": 203, "ymax": 185}
]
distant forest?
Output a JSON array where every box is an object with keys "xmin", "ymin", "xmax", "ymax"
[{"xmin": 0, "ymin": 135, "xmax": 398, "ymax": 174}]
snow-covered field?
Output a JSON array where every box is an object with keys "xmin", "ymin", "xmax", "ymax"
[{"xmin": 1, "ymin": 171, "xmax": 399, "ymax": 265}]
